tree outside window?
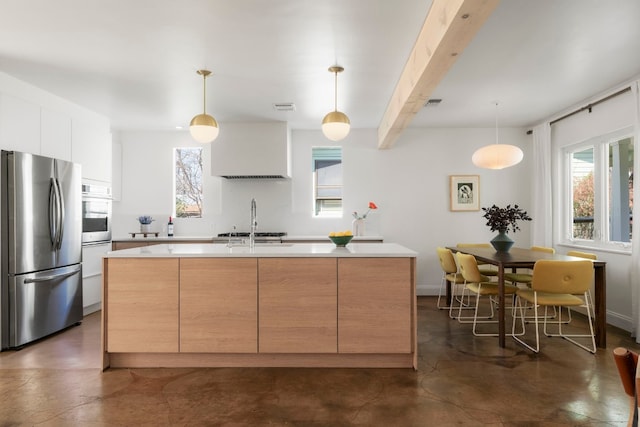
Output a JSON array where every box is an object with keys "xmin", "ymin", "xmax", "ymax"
[
  {"xmin": 175, "ymin": 148, "xmax": 203, "ymax": 218},
  {"xmin": 572, "ymin": 171, "xmax": 594, "ymax": 239},
  {"xmin": 568, "ymin": 134, "xmax": 633, "ymax": 245}
]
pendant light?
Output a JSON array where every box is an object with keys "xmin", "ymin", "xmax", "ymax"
[
  {"xmin": 189, "ymin": 69, "xmax": 219, "ymax": 143},
  {"xmin": 322, "ymin": 66, "xmax": 350, "ymax": 141},
  {"xmin": 472, "ymin": 102, "xmax": 523, "ymax": 170}
]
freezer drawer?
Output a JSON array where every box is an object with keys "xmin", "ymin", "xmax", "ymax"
[{"xmin": 7, "ymin": 264, "xmax": 83, "ymax": 348}]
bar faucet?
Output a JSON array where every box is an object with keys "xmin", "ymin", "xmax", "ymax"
[
  {"xmin": 227, "ymin": 225, "xmax": 237, "ymax": 248},
  {"xmin": 250, "ymin": 198, "xmax": 257, "ymax": 249}
]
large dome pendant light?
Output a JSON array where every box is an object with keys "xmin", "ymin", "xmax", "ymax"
[
  {"xmin": 189, "ymin": 69, "xmax": 219, "ymax": 143},
  {"xmin": 322, "ymin": 66, "xmax": 350, "ymax": 141},
  {"xmin": 472, "ymin": 102, "xmax": 523, "ymax": 170}
]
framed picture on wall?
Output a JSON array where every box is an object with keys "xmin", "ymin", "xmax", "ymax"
[{"xmin": 449, "ymin": 175, "xmax": 480, "ymax": 211}]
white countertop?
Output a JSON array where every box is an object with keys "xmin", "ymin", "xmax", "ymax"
[
  {"xmin": 111, "ymin": 235, "xmax": 384, "ymax": 243},
  {"xmin": 105, "ymin": 242, "xmax": 416, "ymax": 258},
  {"xmin": 112, "ymin": 236, "xmax": 215, "ymax": 242}
]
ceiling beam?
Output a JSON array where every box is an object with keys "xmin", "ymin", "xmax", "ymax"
[{"xmin": 377, "ymin": 0, "xmax": 500, "ymax": 149}]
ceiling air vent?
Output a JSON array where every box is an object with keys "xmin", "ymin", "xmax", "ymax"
[
  {"xmin": 424, "ymin": 98, "xmax": 442, "ymax": 107},
  {"xmin": 273, "ymin": 103, "xmax": 296, "ymax": 112}
]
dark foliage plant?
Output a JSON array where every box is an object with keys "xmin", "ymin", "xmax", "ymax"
[{"xmin": 481, "ymin": 204, "xmax": 532, "ymax": 233}]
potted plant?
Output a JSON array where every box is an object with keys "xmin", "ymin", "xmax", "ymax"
[
  {"xmin": 481, "ymin": 204, "xmax": 531, "ymax": 252},
  {"xmin": 138, "ymin": 215, "xmax": 154, "ymax": 233}
]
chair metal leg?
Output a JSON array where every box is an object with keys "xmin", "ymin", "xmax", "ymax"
[
  {"xmin": 471, "ymin": 292, "xmax": 524, "ymax": 337},
  {"xmin": 449, "ymin": 281, "xmax": 475, "ymax": 319},
  {"xmin": 512, "ymin": 295, "xmax": 542, "ymax": 353},
  {"xmin": 512, "ymin": 293, "xmax": 596, "ymax": 354},
  {"xmin": 542, "ymin": 292, "xmax": 596, "ymax": 354},
  {"xmin": 436, "ymin": 273, "xmax": 449, "ymax": 310},
  {"xmin": 456, "ymin": 285, "xmax": 495, "ymax": 323},
  {"xmin": 438, "ymin": 273, "xmax": 478, "ymax": 311}
]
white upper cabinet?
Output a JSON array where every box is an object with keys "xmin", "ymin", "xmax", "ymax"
[
  {"xmin": 0, "ymin": 73, "xmax": 112, "ymax": 178},
  {"xmin": 40, "ymin": 108, "xmax": 72, "ymax": 161},
  {"xmin": 72, "ymin": 118, "xmax": 112, "ymax": 182},
  {"xmin": 0, "ymin": 93, "xmax": 40, "ymax": 154}
]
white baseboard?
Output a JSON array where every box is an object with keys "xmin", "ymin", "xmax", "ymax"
[
  {"xmin": 606, "ymin": 310, "xmax": 632, "ymax": 333},
  {"xmin": 83, "ymin": 302, "xmax": 102, "ymax": 316},
  {"xmin": 417, "ymin": 283, "xmax": 440, "ymax": 296}
]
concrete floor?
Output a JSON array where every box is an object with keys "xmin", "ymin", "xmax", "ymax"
[{"xmin": 0, "ymin": 296, "xmax": 637, "ymax": 426}]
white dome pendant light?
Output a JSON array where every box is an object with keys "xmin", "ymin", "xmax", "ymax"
[
  {"xmin": 322, "ymin": 66, "xmax": 350, "ymax": 141},
  {"xmin": 472, "ymin": 102, "xmax": 523, "ymax": 169},
  {"xmin": 189, "ymin": 69, "xmax": 219, "ymax": 143}
]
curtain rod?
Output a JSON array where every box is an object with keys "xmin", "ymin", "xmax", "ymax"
[
  {"xmin": 550, "ymin": 86, "xmax": 631, "ymax": 125},
  {"xmin": 526, "ymin": 86, "xmax": 632, "ymax": 134}
]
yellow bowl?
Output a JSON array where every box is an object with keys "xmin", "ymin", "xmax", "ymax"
[{"xmin": 329, "ymin": 235, "xmax": 354, "ymax": 247}]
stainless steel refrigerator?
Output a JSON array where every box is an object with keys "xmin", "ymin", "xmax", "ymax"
[{"xmin": 1, "ymin": 150, "xmax": 83, "ymax": 350}]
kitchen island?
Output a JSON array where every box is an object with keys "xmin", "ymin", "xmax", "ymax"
[{"xmin": 101, "ymin": 243, "xmax": 417, "ymax": 369}]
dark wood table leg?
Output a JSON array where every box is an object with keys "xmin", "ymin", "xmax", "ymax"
[
  {"xmin": 498, "ymin": 266, "xmax": 505, "ymax": 347},
  {"xmin": 594, "ymin": 264, "xmax": 607, "ymax": 348}
]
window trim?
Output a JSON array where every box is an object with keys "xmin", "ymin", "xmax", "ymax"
[
  {"xmin": 174, "ymin": 147, "xmax": 204, "ymax": 219},
  {"xmin": 561, "ymin": 126, "xmax": 634, "ymax": 251},
  {"xmin": 312, "ymin": 147, "xmax": 343, "ymax": 218}
]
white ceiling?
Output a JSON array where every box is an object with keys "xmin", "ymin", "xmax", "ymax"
[{"xmin": 1, "ymin": 0, "xmax": 639, "ymax": 134}]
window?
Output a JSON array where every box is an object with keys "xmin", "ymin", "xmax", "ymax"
[
  {"xmin": 566, "ymin": 132, "xmax": 633, "ymax": 247},
  {"xmin": 312, "ymin": 147, "xmax": 342, "ymax": 217},
  {"xmin": 570, "ymin": 147, "xmax": 595, "ymax": 239},
  {"xmin": 174, "ymin": 147, "xmax": 203, "ymax": 218}
]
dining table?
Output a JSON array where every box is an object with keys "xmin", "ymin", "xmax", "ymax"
[{"xmin": 447, "ymin": 246, "xmax": 607, "ymax": 349}]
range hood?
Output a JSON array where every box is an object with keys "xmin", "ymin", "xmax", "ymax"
[{"xmin": 211, "ymin": 122, "xmax": 291, "ymax": 179}]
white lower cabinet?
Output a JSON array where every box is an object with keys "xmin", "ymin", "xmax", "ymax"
[{"xmin": 82, "ymin": 242, "xmax": 110, "ymax": 315}]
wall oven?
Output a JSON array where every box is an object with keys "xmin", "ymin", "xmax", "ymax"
[{"xmin": 81, "ymin": 182, "xmax": 112, "ymax": 245}]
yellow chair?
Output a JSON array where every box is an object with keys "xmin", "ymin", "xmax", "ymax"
[
  {"xmin": 512, "ymin": 260, "xmax": 596, "ymax": 353},
  {"xmin": 456, "ymin": 252, "xmax": 521, "ymax": 337},
  {"xmin": 435, "ymin": 247, "xmax": 465, "ymax": 311},
  {"xmin": 436, "ymin": 247, "xmax": 488, "ymax": 319},
  {"xmin": 456, "ymin": 243, "xmax": 498, "ymax": 277},
  {"xmin": 567, "ymin": 250, "xmax": 597, "ymax": 260},
  {"xmin": 559, "ymin": 251, "xmax": 597, "ymax": 324},
  {"xmin": 505, "ymin": 246, "xmax": 558, "ymax": 320},
  {"xmin": 504, "ymin": 246, "xmax": 556, "ymax": 286}
]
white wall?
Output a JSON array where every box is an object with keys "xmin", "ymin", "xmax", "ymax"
[
  {"xmin": 551, "ymin": 84, "xmax": 636, "ymax": 331},
  {"xmin": 112, "ymin": 126, "xmax": 532, "ymax": 297}
]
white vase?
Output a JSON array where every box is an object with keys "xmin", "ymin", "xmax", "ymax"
[
  {"xmin": 352, "ymin": 218, "xmax": 365, "ymax": 236},
  {"xmin": 140, "ymin": 224, "xmax": 151, "ymax": 233}
]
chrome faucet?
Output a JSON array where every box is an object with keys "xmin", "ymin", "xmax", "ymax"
[
  {"xmin": 227, "ymin": 225, "xmax": 237, "ymax": 248},
  {"xmin": 249, "ymin": 198, "xmax": 257, "ymax": 249}
]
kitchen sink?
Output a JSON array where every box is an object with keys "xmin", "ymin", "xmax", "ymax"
[{"xmin": 228, "ymin": 243, "xmax": 295, "ymax": 247}]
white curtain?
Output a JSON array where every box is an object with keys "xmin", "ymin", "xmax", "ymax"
[
  {"xmin": 531, "ymin": 122, "xmax": 552, "ymax": 247},
  {"xmin": 631, "ymin": 81, "xmax": 640, "ymax": 341}
]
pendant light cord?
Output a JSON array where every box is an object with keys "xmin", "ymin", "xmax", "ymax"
[
  {"xmin": 494, "ymin": 101, "xmax": 499, "ymax": 145},
  {"xmin": 202, "ymin": 74, "xmax": 207, "ymax": 115},
  {"xmin": 334, "ymin": 70, "xmax": 338, "ymax": 112}
]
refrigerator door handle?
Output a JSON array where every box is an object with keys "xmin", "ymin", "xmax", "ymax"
[
  {"xmin": 48, "ymin": 177, "xmax": 58, "ymax": 247},
  {"xmin": 23, "ymin": 265, "xmax": 81, "ymax": 284},
  {"xmin": 55, "ymin": 178, "xmax": 65, "ymax": 250}
]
